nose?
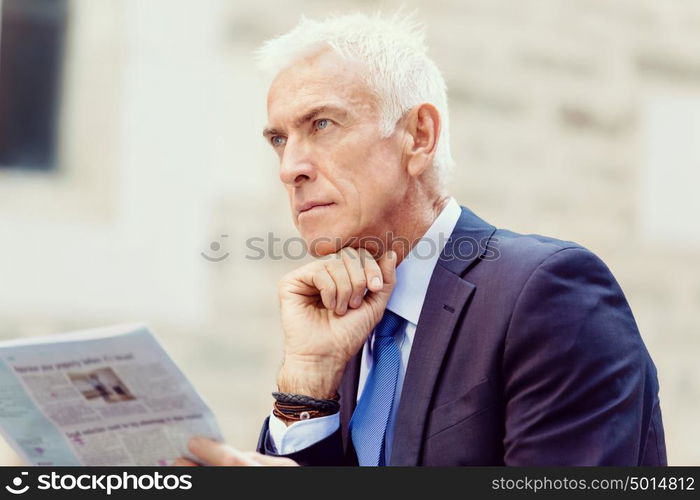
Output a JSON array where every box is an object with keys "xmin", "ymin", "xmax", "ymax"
[{"xmin": 279, "ymin": 139, "xmax": 317, "ymax": 187}]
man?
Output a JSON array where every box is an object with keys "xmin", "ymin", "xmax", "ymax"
[{"xmin": 176, "ymin": 13, "xmax": 666, "ymax": 466}]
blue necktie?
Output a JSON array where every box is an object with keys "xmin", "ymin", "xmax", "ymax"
[{"xmin": 350, "ymin": 309, "xmax": 405, "ymax": 466}]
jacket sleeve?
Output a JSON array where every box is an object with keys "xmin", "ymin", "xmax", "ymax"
[
  {"xmin": 257, "ymin": 416, "xmax": 348, "ymax": 466},
  {"xmin": 502, "ymin": 247, "xmax": 666, "ymax": 465}
]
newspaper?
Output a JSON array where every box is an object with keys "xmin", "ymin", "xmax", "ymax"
[{"xmin": 0, "ymin": 323, "xmax": 223, "ymax": 466}]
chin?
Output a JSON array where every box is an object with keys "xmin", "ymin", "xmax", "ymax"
[
  {"xmin": 307, "ymin": 241, "xmax": 339, "ymax": 257},
  {"xmin": 300, "ymin": 225, "xmax": 355, "ymax": 257}
]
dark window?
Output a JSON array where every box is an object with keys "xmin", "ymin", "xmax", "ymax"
[{"xmin": 0, "ymin": 0, "xmax": 68, "ymax": 171}]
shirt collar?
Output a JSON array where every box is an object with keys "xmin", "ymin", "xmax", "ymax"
[{"xmin": 386, "ymin": 197, "xmax": 462, "ymax": 325}]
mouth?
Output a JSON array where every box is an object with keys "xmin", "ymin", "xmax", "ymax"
[{"xmin": 298, "ymin": 202, "xmax": 336, "ymax": 216}]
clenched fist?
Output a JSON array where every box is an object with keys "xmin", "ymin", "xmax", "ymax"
[{"xmin": 276, "ymin": 248, "xmax": 397, "ymax": 400}]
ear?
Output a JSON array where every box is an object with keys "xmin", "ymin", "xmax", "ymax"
[{"xmin": 404, "ymin": 103, "xmax": 441, "ymax": 178}]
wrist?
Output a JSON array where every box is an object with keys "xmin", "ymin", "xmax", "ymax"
[{"xmin": 277, "ymin": 355, "xmax": 346, "ymax": 399}]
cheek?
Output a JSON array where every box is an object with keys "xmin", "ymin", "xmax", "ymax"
[
  {"xmin": 353, "ymin": 144, "xmax": 404, "ymax": 201},
  {"xmin": 316, "ymin": 129, "xmax": 403, "ymax": 226}
]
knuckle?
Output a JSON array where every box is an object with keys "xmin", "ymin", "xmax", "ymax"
[
  {"xmin": 318, "ymin": 265, "xmax": 335, "ymax": 282},
  {"xmin": 352, "ymin": 276, "xmax": 367, "ymax": 289},
  {"xmin": 342, "ymin": 247, "xmax": 361, "ymax": 263},
  {"xmin": 366, "ymin": 255, "xmax": 380, "ymax": 268},
  {"xmin": 324, "ymin": 261, "xmax": 340, "ymax": 275}
]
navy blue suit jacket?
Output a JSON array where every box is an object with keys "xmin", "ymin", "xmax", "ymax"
[{"xmin": 258, "ymin": 206, "xmax": 667, "ymax": 465}]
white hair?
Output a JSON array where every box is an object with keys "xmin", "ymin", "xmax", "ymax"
[{"xmin": 254, "ymin": 12, "xmax": 454, "ymax": 186}]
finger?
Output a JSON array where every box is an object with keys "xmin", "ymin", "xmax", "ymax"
[
  {"xmin": 188, "ymin": 437, "xmax": 258, "ymax": 466},
  {"xmin": 324, "ymin": 260, "xmax": 353, "ymax": 315},
  {"xmin": 378, "ymin": 250, "xmax": 398, "ymax": 288},
  {"xmin": 365, "ymin": 250, "xmax": 397, "ymax": 309},
  {"xmin": 357, "ymin": 248, "xmax": 383, "ymax": 292},
  {"xmin": 310, "ymin": 264, "xmax": 337, "ymax": 311},
  {"xmin": 242, "ymin": 451, "xmax": 298, "ymax": 466},
  {"xmin": 340, "ymin": 248, "xmax": 369, "ymax": 308},
  {"xmin": 172, "ymin": 457, "xmax": 199, "ymax": 466}
]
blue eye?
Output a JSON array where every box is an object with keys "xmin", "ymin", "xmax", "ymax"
[
  {"xmin": 315, "ymin": 119, "xmax": 330, "ymax": 130},
  {"xmin": 271, "ymin": 136, "xmax": 287, "ymax": 147}
]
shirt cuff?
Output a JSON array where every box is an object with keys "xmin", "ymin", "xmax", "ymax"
[{"xmin": 267, "ymin": 411, "xmax": 340, "ymax": 454}]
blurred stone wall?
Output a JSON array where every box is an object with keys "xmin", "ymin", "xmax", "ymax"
[{"xmin": 0, "ymin": 0, "xmax": 698, "ymax": 464}]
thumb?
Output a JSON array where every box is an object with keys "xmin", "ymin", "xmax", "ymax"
[{"xmin": 365, "ymin": 250, "xmax": 397, "ymax": 308}]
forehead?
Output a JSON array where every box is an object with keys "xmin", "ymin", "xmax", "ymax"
[{"xmin": 266, "ymin": 49, "xmax": 379, "ymax": 124}]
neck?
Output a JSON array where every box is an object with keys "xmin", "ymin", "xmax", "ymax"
[{"xmin": 385, "ymin": 193, "xmax": 451, "ymax": 266}]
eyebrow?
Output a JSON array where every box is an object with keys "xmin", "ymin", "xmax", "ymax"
[{"xmin": 262, "ymin": 105, "xmax": 349, "ymax": 138}]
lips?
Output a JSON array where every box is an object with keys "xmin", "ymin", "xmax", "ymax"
[{"xmin": 297, "ymin": 201, "xmax": 335, "ymax": 215}]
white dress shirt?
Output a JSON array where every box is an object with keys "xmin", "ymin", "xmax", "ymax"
[{"xmin": 269, "ymin": 197, "xmax": 462, "ymax": 463}]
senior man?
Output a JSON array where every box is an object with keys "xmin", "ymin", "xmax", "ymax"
[{"xmin": 177, "ymin": 13, "xmax": 666, "ymax": 466}]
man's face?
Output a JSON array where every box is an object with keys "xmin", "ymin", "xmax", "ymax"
[{"xmin": 264, "ymin": 49, "xmax": 407, "ymax": 256}]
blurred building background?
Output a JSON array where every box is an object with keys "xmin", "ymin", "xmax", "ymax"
[{"xmin": 0, "ymin": 0, "xmax": 699, "ymax": 464}]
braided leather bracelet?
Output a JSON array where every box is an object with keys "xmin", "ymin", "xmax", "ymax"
[{"xmin": 272, "ymin": 392, "xmax": 340, "ymax": 422}]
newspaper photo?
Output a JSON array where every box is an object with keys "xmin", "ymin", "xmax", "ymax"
[{"xmin": 0, "ymin": 324, "xmax": 223, "ymax": 466}]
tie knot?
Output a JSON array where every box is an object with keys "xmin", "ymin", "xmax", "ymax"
[{"xmin": 374, "ymin": 309, "xmax": 404, "ymax": 338}]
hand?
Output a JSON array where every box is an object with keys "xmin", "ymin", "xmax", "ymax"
[
  {"xmin": 173, "ymin": 437, "xmax": 298, "ymax": 466},
  {"xmin": 277, "ymin": 248, "xmax": 397, "ymax": 399}
]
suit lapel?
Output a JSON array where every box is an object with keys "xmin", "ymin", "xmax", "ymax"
[
  {"xmin": 390, "ymin": 206, "xmax": 496, "ymax": 465},
  {"xmin": 339, "ymin": 351, "xmax": 361, "ymax": 457},
  {"xmin": 389, "ymin": 266, "xmax": 476, "ymax": 465}
]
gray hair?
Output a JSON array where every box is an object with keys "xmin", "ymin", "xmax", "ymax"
[{"xmin": 255, "ymin": 12, "xmax": 454, "ymax": 186}]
